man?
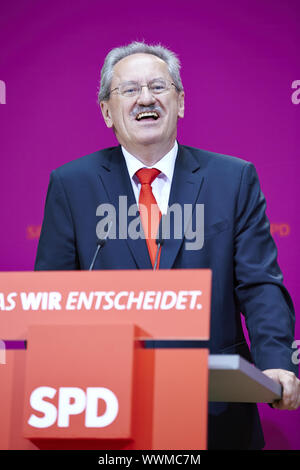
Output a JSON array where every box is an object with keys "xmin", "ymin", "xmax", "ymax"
[{"xmin": 35, "ymin": 41, "xmax": 300, "ymax": 449}]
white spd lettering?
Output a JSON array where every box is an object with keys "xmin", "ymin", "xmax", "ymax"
[{"xmin": 28, "ymin": 386, "xmax": 119, "ymax": 429}]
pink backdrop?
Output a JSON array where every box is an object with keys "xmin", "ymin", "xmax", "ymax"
[{"xmin": 0, "ymin": 0, "xmax": 299, "ymax": 449}]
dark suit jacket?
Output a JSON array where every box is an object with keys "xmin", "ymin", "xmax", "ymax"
[{"xmin": 35, "ymin": 144, "xmax": 297, "ymax": 449}]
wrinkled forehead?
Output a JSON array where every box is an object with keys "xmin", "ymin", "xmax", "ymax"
[{"xmin": 111, "ymin": 53, "xmax": 171, "ymax": 84}]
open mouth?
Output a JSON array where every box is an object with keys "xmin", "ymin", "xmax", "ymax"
[{"xmin": 135, "ymin": 111, "xmax": 159, "ymax": 121}]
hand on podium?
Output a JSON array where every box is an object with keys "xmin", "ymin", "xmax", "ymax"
[{"xmin": 263, "ymin": 369, "xmax": 300, "ymax": 410}]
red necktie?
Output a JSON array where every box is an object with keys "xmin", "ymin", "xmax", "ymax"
[{"xmin": 136, "ymin": 168, "xmax": 162, "ymax": 267}]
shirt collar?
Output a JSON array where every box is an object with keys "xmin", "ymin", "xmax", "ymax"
[{"xmin": 121, "ymin": 141, "xmax": 178, "ymax": 183}]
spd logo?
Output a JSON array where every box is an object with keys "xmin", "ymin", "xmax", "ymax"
[{"xmin": 28, "ymin": 386, "xmax": 119, "ymax": 429}]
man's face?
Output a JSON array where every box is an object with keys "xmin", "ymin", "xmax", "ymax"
[{"xmin": 100, "ymin": 53, "xmax": 184, "ymax": 154}]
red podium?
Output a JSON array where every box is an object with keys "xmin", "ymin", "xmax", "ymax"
[{"xmin": 0, "ymin": 269, "xmax": 211, "ymax": 450}]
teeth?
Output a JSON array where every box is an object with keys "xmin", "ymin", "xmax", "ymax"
[{"xmin": 136, "ymin": 111, "xmax": 159, "ymax": 121}]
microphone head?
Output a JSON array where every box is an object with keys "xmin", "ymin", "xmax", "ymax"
[
  {"xmin": 97, "ymin": 238, "xmax": 106, "ymax": 247},
  {"xmin": 156, "ymin": 214, "xmax": 167, "ymax": 246},
  {"xmin": 155, "ymin": 236, "xmax": 164, "ymax": 246}
]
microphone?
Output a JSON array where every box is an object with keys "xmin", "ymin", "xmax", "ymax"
[
  {"xmin": 153, "ymin": 215, "xmax": 167, "ymax": 270},
  {"xmin": 89, "ymin": 221, "xmax": 113, "ymax": 271},
  {"xmin": 153, "ymin": 236, "xmax": 164, "ymax": 271},
  {"xmin": 153, "ymin": 235, "xmax": 164, "ymax": 271}
]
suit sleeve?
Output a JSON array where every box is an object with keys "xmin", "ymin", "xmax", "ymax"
[
  {"xmin": 234, "ymin": 163, "xmax": 297, "ymax": 375},
  {"xmin": 35, "ymin": 170, "xmax": 79, "ymax": 270}
]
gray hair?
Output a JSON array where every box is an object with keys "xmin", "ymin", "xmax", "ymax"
[{"xmin": 98, "ymin": 41, "xmax": 183, "ymax": 103}]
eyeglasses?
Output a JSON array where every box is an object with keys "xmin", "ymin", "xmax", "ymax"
[{"xmin": 109, "ymin": 78, "xmax": 178, "ymax": 98}]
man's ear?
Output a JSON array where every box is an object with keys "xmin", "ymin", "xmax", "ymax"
[
  {"xmin": 177, "ymin": 91, "xmax": 185, "ymax": 119},
  {"xmin": 100, "ymin": 101, "xmax": 113, "ymax": 128}
]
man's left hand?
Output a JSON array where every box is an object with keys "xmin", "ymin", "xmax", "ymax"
[{"xmin": 263, "ymin": 369, "xmax": 300, "ymax": 410}]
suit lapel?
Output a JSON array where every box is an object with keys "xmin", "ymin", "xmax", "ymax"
[
  {"xmin": 159, "ymin": 145, "xmax": 205, "ymax": 269},
  {"xmin": 97, "ymin": 146, "xmax": 152, "ymax": 269}
]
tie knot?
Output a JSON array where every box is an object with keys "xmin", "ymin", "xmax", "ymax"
[{"xmin": 136, "ymin": 168, "xmax": 160, "ymax": 185}]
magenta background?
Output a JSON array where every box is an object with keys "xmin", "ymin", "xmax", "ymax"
[{"xmin": 0, "ymin": 0, "xmax": 299, "ymax": 449}]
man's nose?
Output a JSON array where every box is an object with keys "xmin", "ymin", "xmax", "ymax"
[{"xmin": 136, "ymin": 85, "xmax": 156, "ymax": 105}]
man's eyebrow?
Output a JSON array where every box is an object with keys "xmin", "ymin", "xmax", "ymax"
[{"xmin": 118, "ymin": 77, "xmax": 166, "ymax": 84}]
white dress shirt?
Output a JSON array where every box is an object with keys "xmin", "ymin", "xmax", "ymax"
[{"xmin": 121, "ymin": 141, "xmax": 178, "ymax": 215}]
